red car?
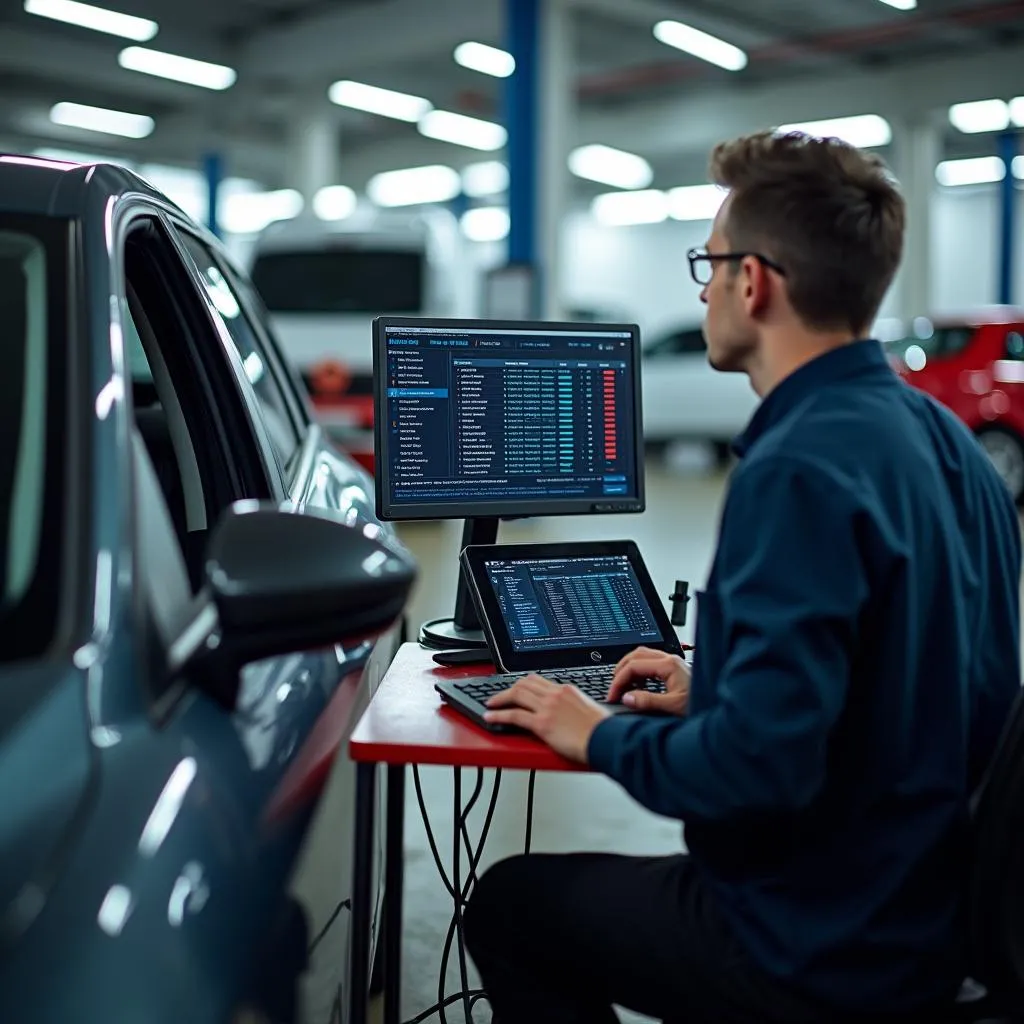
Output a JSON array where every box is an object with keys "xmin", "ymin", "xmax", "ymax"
[{"xmin": 887, "ymin": 308, "xmax": 1024, "ymax": 502}]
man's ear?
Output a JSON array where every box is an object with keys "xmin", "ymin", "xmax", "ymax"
[{"xmin": 741, "ymin": 255, "xmax": 771, "ymax": 318}]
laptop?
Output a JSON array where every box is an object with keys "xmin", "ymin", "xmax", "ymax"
[{"xmin": 434, "ymin": 540, "xmax": 682, "ymax": 732}]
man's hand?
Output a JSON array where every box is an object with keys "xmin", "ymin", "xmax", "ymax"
[
  {"xmin": 607, "ymin": 646, "xmax": 691, "ymax": 716},
  {"xmin": 484, "ymin": 675, "xmax": 611, "ymax": 764}
]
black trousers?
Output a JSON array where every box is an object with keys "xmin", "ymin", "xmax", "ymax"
[{"xmin": 462, "ymin": 852, "xmax": 822, "ymax": 1024}]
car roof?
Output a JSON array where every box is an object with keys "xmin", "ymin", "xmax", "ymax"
[{"xmin": 929, "ymin": 306, "xmax": 1024, "ymax": 328}]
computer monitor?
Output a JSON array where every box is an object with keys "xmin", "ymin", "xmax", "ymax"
[{"xmin": 372, "ymin": 316, "xmax": 646, "ymax": 649}]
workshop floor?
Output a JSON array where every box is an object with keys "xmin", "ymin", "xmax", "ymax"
[{"xmin": 386, "ymin": 447, "xmax": 727, "ymax": 1024}]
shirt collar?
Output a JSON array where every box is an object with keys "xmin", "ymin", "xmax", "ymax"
[{"xmin": 733, "ymin": 339, "xmax": 894, "ymax": 457}]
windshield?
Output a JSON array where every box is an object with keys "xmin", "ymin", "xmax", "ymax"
[
  {"xmin": 885, "ymin": 324, "xmax": 974, "ymax": 366},
  {"xmin": 1, "ymin": 222, "xmax": 63, "ymax": 662},
  {"xmin": 251, "ymin": 248, "xmax": 425, "ymax": 314}
]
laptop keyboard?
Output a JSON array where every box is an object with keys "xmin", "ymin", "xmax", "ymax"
[{"xmin": 451, "ymin": 666, "xmax": 666, "ymax": 705}]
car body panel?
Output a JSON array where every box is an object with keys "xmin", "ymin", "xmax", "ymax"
[{"xmin": 0, "ymin": 156, "xmax": 402, "ymax": 1022}]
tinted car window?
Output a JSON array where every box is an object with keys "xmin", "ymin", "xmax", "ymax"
[
  {"xmin": 0, "ymin": 223, "xmax": 64, "ymax": 660},
  {"xmin": 251, "ymin": 249, "xmax": 424, "ymax": 314},
  {"xmin": 180, "ymin": 234, "xmax": 300, "ymax": 467},
  {"xmin": 887, "ymin": 326, "xmax": 974, "ymax": 360}
]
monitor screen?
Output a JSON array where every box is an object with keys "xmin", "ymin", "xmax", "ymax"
[
  {"xmin": 373, "ymin": 317, "xmax": 645, "ymax": 520},
  {"xmin": 483, "ymin": 552, "xmax": 663, "ymax": 653}
]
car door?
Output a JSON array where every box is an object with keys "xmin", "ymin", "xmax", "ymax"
[
  {"xmin": 111, "ymin": 200, "xmax": 388, "ymax": 1023},
  {"xmin": 169, "ymin": 221, "xmax": 398, "ymax": 1023}
]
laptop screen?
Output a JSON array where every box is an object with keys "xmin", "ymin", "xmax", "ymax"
[{"xmin": 482, "ymin": 553, "xmax": 664, "ymax": 654}]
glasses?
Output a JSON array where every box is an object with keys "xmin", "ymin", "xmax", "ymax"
[{"xmin": 687, "ymin": 247, "xmax": 786, "ymax": 286}]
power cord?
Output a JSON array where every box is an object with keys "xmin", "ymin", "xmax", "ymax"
[{"xmin": 308, "ymin": 897, "xmax": 351, "ymax": 957}]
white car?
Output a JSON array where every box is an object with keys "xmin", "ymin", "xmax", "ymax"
[{"xmin": 641, "ymin": 325, "xmax": 761, "ymax": 457}]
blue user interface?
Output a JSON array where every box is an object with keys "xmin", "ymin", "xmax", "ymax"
[
  {"xmin": 382, "ymin": 324, "xmax": 640, "ymax": 507},
  {"xmin": 484, "ymin": 554, "xmax": 661, "ymax": 652}
]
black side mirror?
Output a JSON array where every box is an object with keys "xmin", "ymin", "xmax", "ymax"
[{"xmin": 180, "ymin": 501, "xmax": 416, "ymax": 708}]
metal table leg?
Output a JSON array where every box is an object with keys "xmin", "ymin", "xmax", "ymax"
[
  {"xmin": 349, "ymin": 762, "xmax": 377, "ymax": 1024},
  {"xmin": 383, "ymin": 764, "xmax": 405, "ymax": 1024}
]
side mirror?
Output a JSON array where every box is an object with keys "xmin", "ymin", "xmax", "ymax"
[{"xmin": 181, "ymin": 502, "xmax": 416, "ymax": 708}]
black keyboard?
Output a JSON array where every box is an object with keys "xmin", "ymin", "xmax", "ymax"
[{"xmin": 435, "ymin": 667, "xmax": 667, "ymax": 732}]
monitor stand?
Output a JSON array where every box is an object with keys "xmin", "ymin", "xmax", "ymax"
[{"xmin": 418, "ymin": 516, "xmax": 498, "ymax": 651}]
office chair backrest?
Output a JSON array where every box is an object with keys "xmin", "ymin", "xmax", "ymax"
[{"xmin": 967, "ymin": 684, "xmax": 1024, "ymax": 1003}]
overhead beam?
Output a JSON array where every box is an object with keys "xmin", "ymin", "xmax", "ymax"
[{"xmin": 576, "ymin": 42, "xmax": 1024, "ymax": 158}]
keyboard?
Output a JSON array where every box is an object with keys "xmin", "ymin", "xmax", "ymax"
[{"xmin": 435, "ymin": 666, "xmax": 667, "ymax": 733}]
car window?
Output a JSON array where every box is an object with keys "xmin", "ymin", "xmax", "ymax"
[
  {"xmin": 250, "ymin": 248, "xmax": 424, "ymax": 314},
  {"xmin": 1005, "ymin": 330, "xmax": 1024, "ymax": 361},
  {"xmin": 0, "ymin": 221, "xmax": 67, "ymax": 662},
  {"xmin": 886, "ymin": 325, "xmax": 975, "ymax": 361},
  {"xmin": 179, "ymin": 234, "xmax": 300, "ymax": 468},
  {"xmin": 644, "ymin": 328, "xmax": 705, "ymax": 359}
]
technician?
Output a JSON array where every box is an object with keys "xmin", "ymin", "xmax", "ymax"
[{"xmin": 463, "ymin": 130, "xmax": 1022, "ymax": 1022}]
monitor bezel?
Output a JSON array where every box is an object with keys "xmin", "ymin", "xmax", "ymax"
[
  {"xmin": 460, "ymin": 540, "xmax": 682, "ymax": 673},
  {"xmin": 372, "ymin": 316, "xmax": 646, "ymax": 522}
]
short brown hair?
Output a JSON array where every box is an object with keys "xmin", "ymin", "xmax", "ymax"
[{"xmin": 709, "ymin": 130, "xmax": 906, "ymax": 334}]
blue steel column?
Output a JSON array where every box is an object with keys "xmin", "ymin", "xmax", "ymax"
[
  {"xmin": 504, "ymin": 0, "xmax": 541, "ymax": 316},
  {"xmin": 203, "ymin": 151, "xmax": 223, "ymax": 238},
  {"xmin": 998, "ymin": 130, "xmax": 1018, "ymax": 305}
]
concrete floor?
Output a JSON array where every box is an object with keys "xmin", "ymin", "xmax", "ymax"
[{"xmin": 387, "ymin": 449, "xmax": 728, "ymax": 1024}]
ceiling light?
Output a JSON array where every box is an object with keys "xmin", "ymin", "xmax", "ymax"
[
  {"xmin": 313, "ymin": 185, "xmax": 357, "ymax": 221},
  {"xmin": 461, "ymin": 161, "xmax": 508, "ymax": 197},
  {"xmin": 777, "ymin": 114, "xmax": 892, "ymax": 148},
  {"xmin": 568, "ymin": 144, "xmax": 653, "ymax": 190},
  {"xmin": 667, "ymin": 184, "xmax": 726, "ymax": 221},
  {"xmin": 50, "ymin": 101, "xmax": 154, "ymax": 139},
  {"xmin": 876, "ymin": 0, "xmax": 916, "ymax": 8},
  {"xmin": 118, "ymin": 47, "xmax": 236, "ymax": 90},
  {"xmin": 221, "ymin": 189, "xmax": 304, "ymax": 235},
  {"xmin": 591, "ymin": 190, "xmax": 669, "ymax": 227},
  {"xmin": 367, "ymin": 165, "xmax": 461, "ymax": 208},
  {"xmin": 24, "ymin": 0, "xmax": 157, "ymax": 40},
  {"xmin": 461, "ymin": 207, "xmax": 510, "ymax": 242},
  {"xmin": 454, "ymin": 41, "xmax": 516, "ymax": 78},
  {"xmin": 1009, "ymin": 97, "xmax": 1024, "ymax": 127},
  {"xmin": 935, "ymin": 157, "xmax": 1006, "ymax": 187},
  {"xmin": 418, "ymin": 110, "xmax": 507, "ymax": 151},
  {"xmin": 1014, "ymin": 155, "xmax": 1024, "ymax": 179},
  {"xmin": 949, "ymin": 99, "xmax": 1010, "ymax": 134},
  {"xmin": 328, "ymin": 80, "xmax": 432, "ymax": 123},
  {"xmin": 653, "ymin": 20, "xmax": 747, "ymax": 72}
]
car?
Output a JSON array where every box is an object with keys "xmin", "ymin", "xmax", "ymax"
[
  {"xmin": 885, "ymin": 309, "xmax": 1024, "ymax": 501},
  {"xmin": 640, "ymin": 324, "xmax": 760, "ymax": 461},
  {"xmin": 0, "ymin": 153, "xmax": 417, "ymax": 1024}
]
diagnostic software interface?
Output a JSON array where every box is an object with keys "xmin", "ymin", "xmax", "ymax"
[
  {"xmin": 379, "ymin": 322, "xmax": 641, "ymax": 513},
  {"xmin": 484, "ymin": 553, "xmax": 662, "ymax": 653}
]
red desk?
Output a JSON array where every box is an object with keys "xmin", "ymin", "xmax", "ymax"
[{"xmin": 347, "ymin": 642, "xmax": 589, "ymax": 1024}]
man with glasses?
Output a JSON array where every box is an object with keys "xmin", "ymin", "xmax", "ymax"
[{"xmin": 464, "ymin": 131, "xmax": 1021, "ymax": 1023}]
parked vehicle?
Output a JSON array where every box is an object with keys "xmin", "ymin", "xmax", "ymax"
[
  {"xmin": 886, "ymin": 309, "xmax": 1024, "ymax": 501},
  {"xmin": 640, "ymin": 324, "xmax": 760, "ymax": 459},
  {"xmin": 249, "ymin": 210, "xmax": 460, "ymax": 472},
  {"xmin": 0, "ymin": 154, "xmax": 416, "ymax": 1024}
]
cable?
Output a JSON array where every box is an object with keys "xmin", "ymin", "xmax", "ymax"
[
  {"xmin": 414, "ymin": 765, "xmax": 458, "ymax": 901},
  {"xmin": 452, "ymin": 769, "xmax": 473, "ymax": 1022},
  {"xmin": 525, "ymin": 770, "xmax": 537, "ymax": 854},
  {"xmin": 402, "ymin": 990, "xmax": 489, "ymax": 1024},
  {"xmin": 307, "ymin": 897, "xmax": 350, "ymax": 956}
]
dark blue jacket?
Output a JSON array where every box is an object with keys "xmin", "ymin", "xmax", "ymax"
[{"xmin": 589, "ymin": 339, "xmax": 1021, "ymax": 1012}]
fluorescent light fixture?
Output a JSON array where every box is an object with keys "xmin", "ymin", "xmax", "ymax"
[
  {"xmin": 313, "ymin": 184, "xmax": 357, "ymax": 221},
  {"xmin": 418, "ymin": 110, "xmax": 507, "ymax": 151},
  {"xmin": 367, "ymin": 165, "xmax": 461, "ymax": 208},
  {"xmin": 568, "ymin": 144, "xmax": 653, "ymax": 190},
  {"xmin": 24, "ymin": 0, "xmax": 157, "ymax": 40},
  {"xmin": 653, "ymin": 20, "xmax": 747, "ymax": 72},
  {"xmin": 949, "ymin": 99, "xmax": 1010, "ymax": 134},
  {"xmin": 50, "ymin": 101, "xmax": 154, "ymax": 139},
  {"xmin": 328, "ymin": 80, "xmax": 432, "ymax": 123},
  {"xmin": 591, "ymin": 189, "xmax": 669, "ymax": 227},
  {"xmin": 777, "ymin": 114, "xmax": 892, "ymax": 148},
  {"xmin": 667, "ymin": 184, "xmax": 726, "ymax": 222},
  {"xmin": 1009, "ymin": 96, "xmax": 1024, "ymax": 127},
  {"xmin": 1013, "ymin": 155, "xmax": 1024, "ymax": 179},
  {"xmin": 454, "ymin": 41, "xmax": 516, "ymax": 78},
  {"xmin": 876, "ymin": 0, "xmax": 916, "ymax": 8},
  {"xmin": 461, "ymin": 160, "xmax": 508, "ymax": 197},
  {"xmin": 461, "ymin": 206, "xmax": 510, "ymax": 242},
  {"xmin": 935, "ymin": 157, "xmax": 1006, "ymax": 187},
  {"xmin": 221, "ymin": 189, "xmax": 304, "ymax": 234},
  {"xmin": 118, "ymin": 46, "xmax": 236, "ymax": 90}
]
